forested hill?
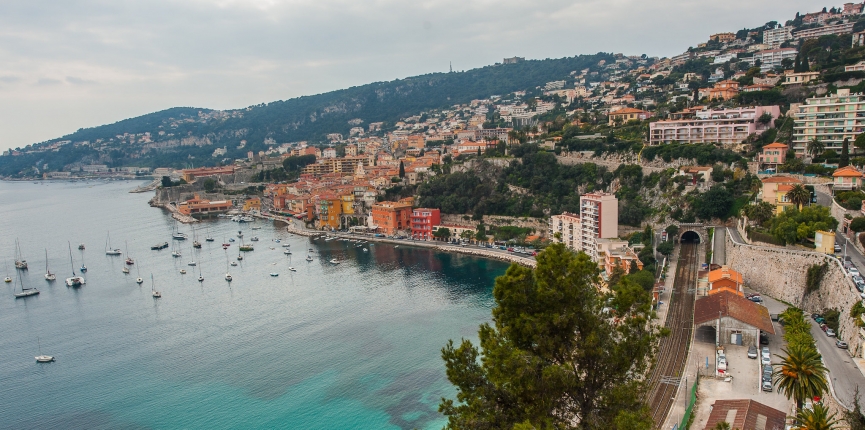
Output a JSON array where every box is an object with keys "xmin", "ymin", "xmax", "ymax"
[{"xmin": 1, "ymin": 53, "xmax": 612, "ymax": 175}]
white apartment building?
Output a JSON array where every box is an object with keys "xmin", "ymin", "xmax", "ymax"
[
  {"xmin": 763, "ymin": 26, "xmax": 792, "ymax": 47},
  {"xmin": 649, "ymin": 106, "xmax": 781, "ymax": 145},
  {"xmin": 549, "ymin": 212, "xmax": 581, "ymax": 251},
  {"xmin": 792, "ymin": 88, "xmax": 865, "ymax": 156},
  {"xmin": 549, "ymin": 192, "xmax": 618, "ymax": 262},
  {"xmin": 745, "ymin": 48, "xmax": 797, "ymax": 71},
  {"xmin": 793, "ymin": 22, "xmax": 855, "ymax": 41}
]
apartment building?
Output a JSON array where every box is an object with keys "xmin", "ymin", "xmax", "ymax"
[
  {"xmin": 649, "ymin": 106, "xmax": 780, "ymax": 145},
  {"xmin": 792, "ymin": 89, "xmax": 865, "ymax": 156},
  {"xmin": 793, "ymin": 22, "xmax": 855, "ymax": 41},
  {"xmin": 410, "ymin": 208, "xmax": 441, "ymax": 240},
  {"xmin": 371, "ymin": 198, "xmax": 414, "ymax": 236},
  {"xmin": 549, "ymin": 212, "xmax": 581, "ymax": 250},
  {"xmin": 763, "ymin": 26, "xmax": 792, "ymax": 47},
  {"xmin": 579, "ymin": 192, "xmax": 619, "ymax": 261},
  {"xmin": 748, "ymin": 48, "xmax": 797, "ymax": 71}
]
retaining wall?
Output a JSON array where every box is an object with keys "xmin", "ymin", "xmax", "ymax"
[{"xmin": 725, "ymin": 230, "xmax": 862, "ymax": 357}]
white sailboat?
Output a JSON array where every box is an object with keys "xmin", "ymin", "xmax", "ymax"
[
  {"xmin": 224, "ymin": 250, "xmax": 232, "ymax": 282},
  {"xmin": 65, "ymin": 242, "xmax": 85, "ymax": 287},
  {"xmin": 306, "ymin": 254, "xmax": 313, "ymax": 262},
  {"xmin": 79, "ymin": 248, "xmax": 87, "ymax": 273},
  {"xmin": 4, "ymin": 261, "xmax": 11, "ymax": 282},
  {"xmin": 35, "ymin": 338, "xmax": 54, "ymax": 363},
  {"xmin": 125, "ymin": 241, "xmax": 134, "ymax": 265},
  {"xmin": 14, "ymin": 239, "xmax": 27, "ymax": 270},
  {"xmin": 13, "ymin": 273, "xmax": 39, "ymax": 298},
  {"xmin": 151, "ymin": 274, "xmax": 161, "ymax": 298},
  {"xmin": 172, "ymin": 220, "xmax": 188, "ymax": 240},
  {"xmin": 187, "ymin": 241, "xmax": 196, "ymax": 266},
  {"xmin": 171, "ymin": 240, "xmax": 182, "ymax": 258},
  {"xmin": 136, "ymin": 263, "xmax": 144, "ymax": 284},
  {"xmin": 44, "ymin": 249, "xmax": 56, "ymax": 281},
  {"xmin": 198, "ymin": 259, "xmax": 204, "ymax": 282},
  {"xmin": 105, "ymin": 231, "xmax": 122, "ymax": 255}
]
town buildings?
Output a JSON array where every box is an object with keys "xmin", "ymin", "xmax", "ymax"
[
  {"xmin": 549, "ymin": 212, "xmax": 581, "ymax": 250},
  {"xmin": 177, "ymin": 194, "xmax": 233, "ymax": 217},
  {"xmin": 833, "ymin": 165, "xmax": 865, "ymax": 191},
  {"xmin": 608, "ymin": 108, "xmax": 652, "ymax": 125},
  {"xmin": 792, "ymin": 89, "xmax": 865, "ymax": 156},
  {"xmin": 757, "ymin": 142, "xmax": 788, "ymax": 171},
  {"xmin": 760, "ymin": 175, "xmax": 802, "ymax": 213},
  {"xmin": 371, "ymin": 198, "xmax": 414, "ymax": 236},
  {"xmin": 763, "ymin": 26, "xmax": 792, "ymax": 47},
  {"xmin": 650, "ymin": 106, "xmax": 780, "ymax": 145}
]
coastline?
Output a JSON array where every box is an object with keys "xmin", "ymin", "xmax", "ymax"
[{"xmin": 282, "ymin": 222, "xmax": 537, "ymax": 269}]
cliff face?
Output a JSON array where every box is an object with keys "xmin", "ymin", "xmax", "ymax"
[{"xmin": 725, "ymin": 231, "xmax": 861, "ymax": 357}]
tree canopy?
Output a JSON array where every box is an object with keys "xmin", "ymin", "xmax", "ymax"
[{"xmin": 440, "ymin": 243, "xmax": 659, "ymax": 429}]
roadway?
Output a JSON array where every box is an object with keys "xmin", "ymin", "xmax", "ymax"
[{"xmin": 811, "ymin": 318, "xmax": 865, "ymax": 410}]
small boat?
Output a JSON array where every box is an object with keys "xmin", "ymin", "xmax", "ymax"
[
  {"xmin": 44, "ymin": 250, "xmax": 56, "ymax": 281},
  {"xmin": 230, "ymin": 261, "xmax": 238, "ymax": 266},
  {"xmin": 275, "ymin": 239, "xmax": 281, "ymax": 243},
  {"xmin": 306, "ymin": 255, "xmax": 313, "ymax": 262},
  {"xmin": 237, "ymin": 254, "xmax": 243, "ymax": 261},
  {"xmin": 363, "ymin": 248, "xmax": 368, "ymax": 252},
  {"xmin": 65, "ymin": 243, "xmax": 85, "ymax": 287},
  {"xmin": 180, "ymin": 269, "xmax": 187, "ymax": 274},
  {"xmin": 125, "ymin": 257, "xmax": 134, "ymax": 265},
  {"xmin": 198, "ymin": 275, "xmax": 204, "ymax": 282},
  {"xmin": 80, "ymin": 264, "xmax": 87, "ymax": 273},
  {"xmin": 394, "ymin": 245, "xmax": 399, "ymax": 248},
  {"xmin": 188, "ymin": 261, "xmax": 197, "ymax": 266},
  {"xmin": 136, "ymin": 276, "xmax": 143, "ymax": 284},
  {"xmin": 330, "ymin": 259, "xmax": 340, "ymax": 264},
  {"xmin": 252, "ymin": 226, "xmax": 261, "ymax": 230},
  {"xmin": 284, "ymin": 250, "xmax": 292, "ymax": 255},
  {"xmin": 239, "ymin": 245, "xmax": 254, "ymax": 252},
  {"xmin": 250, "ymin": 236, "xmax": 259, "ymax": 242},
  {"xmin": 78, "ymin": 244, "xmax": 85, "ymax": 250},
  {"xmin": 15, "ymin": 239, "xmax": 27, "ymax": 270},
  {"xmin": 205, "ymin": 237, "xmax": 215, "ymax": 242},
  {"xmin": 35, "ymin": 338, "xmax": 54, "ymax": 363},
  {"xmin": 13, "ymin": 274, "xmax": 39, "ymax": 298},
  {"xmin": 105, "ymin": 231, "xmax": 122, "ymax": 255},
  {"xmin": 282, "ymin": 244, "xmax": 291, "ymax": 248},
  {"xmin": 151, "ymin": 274, "xmax": 161, "ymax": 298},
  {"xmin": 225, "ymin": 273, "xmax": 232, "ymax": 281},
  {"xmin": 4, "ymin": 276, "xmax": 10, "ymax": 283},
  {"xmin": 240, "ymin": 216, "xmax": 254, "ymax": 223},
  {"xmin": 289, "ymin": 267, "xmax": 296, "ymax": 272},
  {"xmin": 151, "ymin": 242, "xmax": 169, "ymax": 250},
  {"xmin": 172, "ymin": 250, "xmax": 181, "ymax": 258},
  {"xmin": 172, "ymin": 232, "xmax": 188, "ymax": 240},
  {"xmin": 228, "ymin": 238, "xmax": 235, "ymax": 242},
  {"xmin": 237, "ymin": 231, "xmax": 243, "ymax": 238},
  {"xmin": 122, "ymin": 266, "xmax": 130, "ymax": 274},
  {"xmin": 270, "ymin": 272, "xmax": 279, "ymax": 277},
  {"xmin": 309, "ymin": 248, "xmax": 314, "ymax": 252},
  {"xmin": 193, "ymin": 241, "xmax": 202, "ymax": 249}
]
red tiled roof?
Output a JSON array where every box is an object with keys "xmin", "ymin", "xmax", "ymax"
[
  {"xmin": 703, "ymin": 399, "xmax": 786, "ymax": 430},
  {"xmin": 763, "ymin": 142, "xmax": 787, "ymax": 149},
  {"xmin": 834, "ymin": 165, "xmax": 864, "ymax": 178},
  {"xmin": 694, "ymin": 291, "xmax": 775, "ymax": 334},
  {"xmin": 761, "ymin": 175, "xmax": 801, "ymax": 184}
]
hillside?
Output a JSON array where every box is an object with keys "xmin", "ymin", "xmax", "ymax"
[{"xmin": 0, "ymin": 54, "xmax": 612, "ymax": 176}]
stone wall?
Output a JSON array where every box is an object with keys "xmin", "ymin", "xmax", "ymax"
[
  {"xmin": 725, "ymin": 230, "xmax": 862, "ymax": 357},
  {"xmin": 439, "ymin": 214, "xmax": 549, "ymax": 234}
]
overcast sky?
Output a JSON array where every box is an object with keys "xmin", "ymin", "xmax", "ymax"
[{"xmin": 0, "ymin": 0, "xmax": 821, "ymax": 150}]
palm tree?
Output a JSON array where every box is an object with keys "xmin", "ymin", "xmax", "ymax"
[
  {"xmin": 808, "ymin": 138, "xmax": 825, "ymax": 159},
  {"xmin": 787, "ymin": 184, "xmax": 811, "ymax": 210},
  {"xmin": 797, "ymin": 403, "xmax": 840, "ymax": 430},
  {"xmin": 773, "ymin": 343, "xmax": 829, "ymax": 412}
]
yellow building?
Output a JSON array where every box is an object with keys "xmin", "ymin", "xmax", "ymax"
[
  {"xmin": 760, "ymin": 175, "xmax": 802, "ymax": 213},
  {"xmin": 316, "ymin": 195, "xmax": 343, "ymax": 230},
  {"xmin": 814, "ymin": 230, "xmax": 836, "ymax": 255},
  {"xmin": 340, "ymin": 193, "xmax": 355, "ymax": 215},
  {"xmin": 242, "ymin": 197, "xmax": 261, "ymax": 212}
]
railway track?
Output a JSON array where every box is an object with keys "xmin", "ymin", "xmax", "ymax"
[{"xmin": 647, "ymin": 241, "xmax": 699, "ymax": 428}]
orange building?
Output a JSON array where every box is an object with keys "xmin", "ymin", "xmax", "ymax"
[
  {"xmin": 706, "ymin": 80, "xmax": 740, "ymax": 101},
  {"xmin": 707, "ymin": 266, "xmax": 744, "ymax": 296},
  {"xmin": 177, "ymin": 194, "xmax": 233, "ymax": 216},
  {"xmin": 371, "ymin": 198, "xmax": 414, "ymax": 236},
  {"xmin": 406, "ymin": 135, "xmax": 425, "ymax": 149},
  {"xmin": 180, "ymin": 166, "xmax": 236, "ymax": 183},
  {"xmin": 316, "ymin": 194, "xmax": 343, "ymax": 230}
]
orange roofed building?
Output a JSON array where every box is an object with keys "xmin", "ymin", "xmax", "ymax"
[
  {"xmin": 180, "ymin": 166, "xmax": 236, "ymax": 183},
  {"xmin": 371, "ymin": 197, "xmax": 414, "ymax": 236},
  {"xmin": 833, "ymin": 165, "xmax": 865, "ymax": 192},
  {"xmin": 707, "ymin": 266, "xmax": 744, "ymax": 296},
  {"xmin": 177, "ymin": 194, "xmax": 233, "ymax": 217}
]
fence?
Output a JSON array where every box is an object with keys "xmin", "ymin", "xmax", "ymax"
[{"xmin": 679, "ymin": 375, "xmax": 699, "ymax": 430}]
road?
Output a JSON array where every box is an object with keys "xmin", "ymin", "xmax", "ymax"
[
  {"xmin": 811, "ymin": 319, "xmax": 865, "ymax": 410},
  {"xmin": 713, "ymin": 227, "xmax": 726, "ymax": 265}
]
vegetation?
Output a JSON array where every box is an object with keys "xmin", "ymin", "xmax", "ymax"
[
  {"xmin": 805, "ymin": 263, "xmax": 829, "ymax": 294},
  {"xmin": 768, "ymin": 206, "xmax": 838, "ymax": 246},
  {"xmin": 440, "ymin": 243, "xmax": 658, "ymax": 429},
  {"xmin": 774, "ymin": 308, "xmax": 829, "ymax": 413},
  {"xmin": 836, "ymin": 191, "xmax": 865, "ymax": 210},
  {"xmin": 641, "ymin": 143, "xmax": 742, "ymax": 165},
  {"xmin": 796, "ymin": 403, "xmax": 840, "ymax": 430}
]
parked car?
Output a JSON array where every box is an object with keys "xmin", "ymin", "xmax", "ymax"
[
  {"xmin": 761, "ymin": 354, "xmax": 771, "ymax": 367},
  {"xmin": 815, "ymin": 317, "xmax": 825, "ymax": 324},
  {"xmin": 850, "ymin": 267, "xmax": 861, "ymax": 277},
  {"xmin": 826, "ymin": 328, "xmax": 836, "ymax": 337},
  {"xmin": 762, "ymin": 369, "xmax": 772, "ymax": 383},
  {"xmin": 759, "ymin": 332, "xmax": 769, "ymax": 345},
  {"xmin": 812, "ymin": 313, "xmax": 821, "ymax": 320},
  {"xmin": 836, "ymin": 244, "xmax": 843, "ymax": 253},
  {"xmin": 748, "ymin": 345, "xmax": 758, "ymax": 359},
  {"xmin": 821, "ymin": 323, "xmax": 828, "ymax": 332},
  {"xmin": 837, "ymin": 340, "xmax": 849, "ymax": 349},
  {"xmin": 749, "ymin": 296, "xmax": 763, "ymax": 303},
  {"xmin": 770, "ymin": 314, "xmax": 779, "ymax": 322},
  {"xmin": 507, "ymin": 247, "xmax": 514, "ymax": 252},
  {"xmin": 717, "ymin": 356, "xmax": 727, "ymax": 370},
  {"xmin": 762, "ymin": 381, "xmax": 773, "ymax": 392}
]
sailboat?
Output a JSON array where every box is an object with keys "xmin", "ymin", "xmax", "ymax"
[
  {"xmin": 14, "ymin": 239, "xmax": 27, "ymax": 270},
  {"xmin": 105, "ymin": 231, "xmax": 122, "ymax": 255},
  {"xmin": 172, "ymin": 221, "xmax": 188, "ymax": 240},
  {"xmin": 171, "ymin": 240, "xmax": 182, "ymax": 258},
  {"xmin": 65, "ymin": 242, "xmax": 85, "ymax": 287},
  {"xmin": 35, "ymin": 338, "xmax": 54, "ymax": 363},
  {"xmin": 187, "ymin": 241, "xmax": 196, "ymax": 266},
  {"xmin": 122, "ymin": 265, "xmax": 130, "ymax": 274},
  {"xmin": 192, "ymin": 226, "xmax": 202, "ymax": 249},
  {"xmin": 205, "ymin": 226, "xmax": 215, "ymax": 242},
  {"xmin": 224, "ymin": 251, "xmax": 232, "ymax": 282},
  {"xmin": 125, "ymin": 241, "xmax": 134, "ymax": 265},
  {"xmin": 4, "ymin": 261, "xmax": 11, "ymax": 282},
  {"xmin": 135, "ymin": 263, "xmax": 143, "ymax": 284},
  {"xmin": 151, "ymin": 274, "xmax": 161, "ymax": 298},
  {"xmin": 13, "ymin": 273, "xmax": 39, "ymax": 298},
  {"xmin": 197, "ymin": 259, "xmax": 204, "ymax": 282},
  {"xmin": 79, "ymin": 248, "xmax": 87, "ymax": 272},
  {"xmin": 44, "ymin": 249, "xmax": 56, "ymax": 281},
  {"xmin": 306, "ymin": 254, "xmax": 313, "ymax": 262}
]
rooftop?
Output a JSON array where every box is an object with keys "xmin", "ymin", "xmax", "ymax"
[{"xmin": 694, "ymin": 291, "xmax": 775, "ymax": 334}]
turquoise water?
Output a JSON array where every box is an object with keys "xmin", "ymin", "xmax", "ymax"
[{"xmin": 0, "ymin": 180, "xmax": 507, "ymax": 429}]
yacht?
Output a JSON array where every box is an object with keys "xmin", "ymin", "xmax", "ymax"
[
  {"xmin": 288, "ymin": 267, "xmax": 296, "ymax": 272},
  {"xmin": 205, "ymin": 237, "xmax": 215, "ymax": 242},
  {"xmin": 250, "ymin": 236, "xmax": 259, "ymax": 242},
  {"xmin": 105, "ymin": 231, "xmax": 122, "ymax": 255},
  {"xmin": 151, "ymin": 242, "xmax": 169, "ymax": 250},
  {"xmin": 13, "ymin": 275, "xmax": 39, "ymax": 298},
  {"xmin": 282, "ymin": 244, "xmax": 291, "ymax": 248},
  {"xmin": 198, "ymin": 274, "xmax": 204, "ymax": 282},
  {"xmin": 270, "ymin": 272, "xmax": 279, "ymax": 277},
  {"xmin": 306, "ymin": 255, "xmax": 313, "ymax": 262},
  {"xmin": 330, "ymin": 259, "xmax": 340, "ymax": 264},
  {"xmin": 65, "ymin": 243, "xmax": 85, "ymax": 287},
  {"xmin": 225, "ymin": 273, "xmax": 233, "ymax": 281},
  {"xmin": 44, "ymin": 250, "xmax": 56, "ymax": 281},
  {"xmin": 15, "ymin": 239, "xmax": 27, "ymax": 270},
  {"xmin": 151, "ymin": 274, "xmax": 161, "ymax": 298},
  {"xmin": 230, "ymin": 261, "xmax": 238, "ymax": 266},
  {"xmin": 179, "ymin": 269, "xmax": 187, "ymax": 274},
  {"xmin": 122, "ymin": 266, "xmax": 130, "ymax": 274},
  {"xmin": 35, "ymin": 339, "xmax": 54, "ymax": 363},
  {"xmin": 78, "ymin": 243, "xmax": 85, "ymax": 250},
  {"xmin": 284, "ymin": 250, "xmax": 292, "ymax": 255}
]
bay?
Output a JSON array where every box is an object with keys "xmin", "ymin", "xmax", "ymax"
[{"xmin": 0, "ymin": 180, "xmax": 507, "ymax": 429}]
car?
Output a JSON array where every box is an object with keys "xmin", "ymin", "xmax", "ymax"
[
  {"xmin": 815, "ymin": 317, "xmax": 825, "ymax": 324},
  {"xmin": 761, "ymin": 354, "xmax": 771, "ymax": 366},
  {"xmin": 762, "ymin": 370, "xmax": 772, "ymax": 383},
  {"xmin": 826, "ymin": 328, "xmax": 836, "ymax": 337},
  {"xmin": 851, "ymin": 267, "xmax": 861, "ymax": 277},
  {"xmin": 530, "ymin": 251, "xmax": 537, "ymax": 256},
  {"xmin": 762, "ymin": 381, "xmax": 773, "ymax": 392},
  {"xmin": 717, "ymin": 357, "xmax": 727, "ymax": 370},
  {"xmin": 770, "ymin": 314, "xmax": 779, "ymax": 322},
  {"xmin": 821, "ymin": 323, "xmax": 828, "ymax": 332},
  {"xmin": 836, "ymin": 244, "xmax": 843, "ymax": 253},
  {"xmin": 812, "ymin": 313, "xmax": 821, "ymax": 320},
  {"xmin": 748, "ymin": 345, "xmax": 758, "ymax": 359},
  {"xmin": 760, "ymin": 333, "xmax": 770, "ymax": 346},
  {"xmin": 507, "ymin": 247, "xmax": 514, "ymax": 252},
  {"xmin": 837, "ymin": 340, "xmax": 849, "ymax": 349}
]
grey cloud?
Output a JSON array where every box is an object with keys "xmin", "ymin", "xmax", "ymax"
[
  {"xmin": 0, "ymin": 0, "xmax": 826, "ymax": 150},
  {"xmin": 36, "ymin": 78, "xmax": 62, "ymax": 85},
  {"xmin": 0, "ymin": 76, "xmax": 20, "ymax": 83}
]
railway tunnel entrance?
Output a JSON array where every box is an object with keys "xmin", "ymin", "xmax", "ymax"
[{"xmin": 681, "ymin": 230, "xmax": 701, "ymax": 244}]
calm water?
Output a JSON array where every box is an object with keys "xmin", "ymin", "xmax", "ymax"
[{"xmin": 0, "ymin": 180, "xmax": 507, "ymax": 429}]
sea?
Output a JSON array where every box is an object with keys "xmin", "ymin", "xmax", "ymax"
[{"xmin": 0, "ymin": 180, "xmax": 508, "ymax": 429}]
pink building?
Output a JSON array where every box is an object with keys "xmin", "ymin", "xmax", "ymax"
[
  {"xmin": 758, "ymin": 142, "xmax": 788, "ymax": 170},
  {"xmin": 649, "ymin": 106, "xmax": 780, "ymax": 145},
  {"xmin": 410, "ymin": 208, "xmax": 441, "ymax": 240},
  {"xmin": 580, "ymin": 192, "xmax": 618, "ymax": 261}
]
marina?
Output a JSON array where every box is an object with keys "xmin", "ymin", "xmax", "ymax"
[{"xmin": 0, "ymin": 180, "xmax": 508, "ymax": 429}]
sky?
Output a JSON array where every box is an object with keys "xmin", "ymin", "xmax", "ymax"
[{"xmin": 0, "ymin": 0, "xmax": 822, "ymax": 150}]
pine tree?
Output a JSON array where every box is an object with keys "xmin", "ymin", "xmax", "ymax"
[
  {"xmin": 398, "ymin": 161, "xmax": 405, "ymax": 178},
  {"xmin": 794, "ymin": 55, "xmax": 801, "ymax": 73},
  {"xmin": 842, "ymin": 138, "xmax": 850, "ymax": 168},
  {"xmin": 801, "ymin": 51, "xmax": 809, "ymax": 72}
]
